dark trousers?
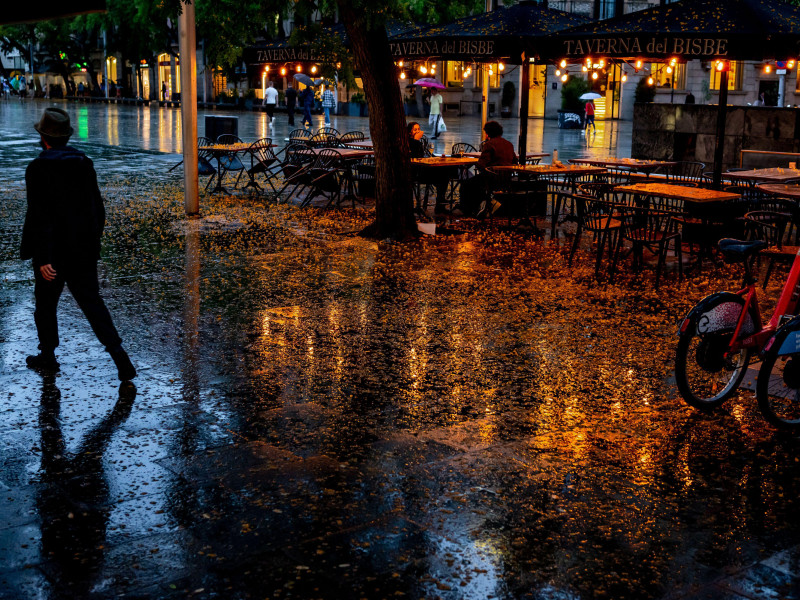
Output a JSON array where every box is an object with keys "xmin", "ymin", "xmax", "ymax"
[
  {"xmin": 33, "ymin": 262, "xmax": 122, "ymax": 353},
  {"xmin": 459, "ymin": 172, "xmax": 495, "ymax": 216},
  {"xmin": 302, "ymin": 106, "xmax": 313, "ymax": 125},
  {"xmin": 287, "ymin": 104, "xmax": 295, "ymax": 126}
]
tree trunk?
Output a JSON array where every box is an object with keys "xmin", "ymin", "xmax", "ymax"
[{"xmin": 336, "ymin": 0, "xmax": 418, "ymax": 240}]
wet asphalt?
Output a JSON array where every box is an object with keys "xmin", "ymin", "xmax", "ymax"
[{"xmin": 2, "ymin": 99, "xmax": 800, "ymax": 600}]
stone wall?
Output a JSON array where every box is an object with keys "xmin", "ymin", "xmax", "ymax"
[{"xmin": 632, "ymin": 103, "xmax": 800, "ymax": 170}]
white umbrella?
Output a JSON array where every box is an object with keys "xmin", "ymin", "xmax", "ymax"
[{"xmin": 580, "ymin": 92, "xmax": 602, "ymax": 100}]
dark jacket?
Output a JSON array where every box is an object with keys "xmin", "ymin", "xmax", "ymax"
[
  {"xmin": 408, "ymin": 137, "xmax": 426, "ymax": 159},
  {"xmin": 302, "ymin": 89, "xmax": 314, "ymax": 108},
  {"xmin": 285, "ymin": 87, "xmax": 297, "ymax": 108},
  {"xmin": 21, "ymin": 146, "xmax": 105, "ymax": 266},
  {"xmin": 477, "ymin": 136, "xmax": 517, "ymax": 170}
]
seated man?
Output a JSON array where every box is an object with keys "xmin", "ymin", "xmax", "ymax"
[{"xmin": 459, "ymin": 120, "xmax": 517, "ymax": 216}]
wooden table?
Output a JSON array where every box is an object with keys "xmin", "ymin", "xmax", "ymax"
[
  {"xmin": 570, "ymin": 157, "xmax": 676, "ymax": 176},
  {"xmin": 461, "ymin": 151, "xmax": 549, "ymax": 165},
  {"xmin": 726, "ymin": 168, "xmax": 800, "ymax": 184},
  {"xmin": 615, "ymin": 183, "xmax": 742, "ymax": 270},
  {"xmin": 757, "ymin": 183, "xmax": 800, "ymax": 200},
  {"xmin": 308, "ymin": 147, "xmax": 373, "ymax": 160},
  {"xmin": 615, "ymin": 182, "xmax": 741, "ymax": 204},
  {"xmin": 412, "ymin": 157, "xmax": 478, "ymax": 168},
  {"xmin": 493, "ymin": 164, "xmax": 607, "ymax": 177},
  {"xmin": 340, "ymin": 140, "xmax": 373, "ymax": 149}
]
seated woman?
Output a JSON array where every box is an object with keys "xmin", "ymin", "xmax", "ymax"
[
  {"xmin": 459, "ymin": 120, "xmax": 517, "ymax": 216},
  {"xmin": 407, "ymin": 121, "xmax": 450, "ymax": 214}
]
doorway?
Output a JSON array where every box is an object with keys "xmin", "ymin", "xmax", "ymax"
[
  {"xmin": 758, "ymin": 80, "xmax": 779, "ymax": 107},
  {"xmin": 527, "ymin": 63, "xmax": 548, "ymax": 117}
]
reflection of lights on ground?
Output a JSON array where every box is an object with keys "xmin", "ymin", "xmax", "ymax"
[
  {"xmin": 423, "ymin": 534, "xmax": 503, "ymax": 599},
  {"xmin": 77, "ymin": 106, "xmax": 89, "ymax": 139}
]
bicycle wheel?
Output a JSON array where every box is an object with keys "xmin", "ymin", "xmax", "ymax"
[
  {"xmin": 675, "ymin": 294, "xmax": 754, "ymax": 410},
  {"xmin": 756, "ymin": 326, "xmax": 800, "ymax": 431}
]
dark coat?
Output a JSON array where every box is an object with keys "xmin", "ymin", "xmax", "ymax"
[
  {"xmin": 21, "ymin": 146, "xmax": 105, "ymax": 266},
  {"xmin": 302, "ymin": 88, "xmax": 314, "ymax": 108},
  {"xmin": 285, "ymin": 87, "xmax": 297, "ymax": 109}
]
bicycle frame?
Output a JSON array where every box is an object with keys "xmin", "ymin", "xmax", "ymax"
[{"xmin": 730, "ymin": 249, "xmax": 800, "ymax": 353}]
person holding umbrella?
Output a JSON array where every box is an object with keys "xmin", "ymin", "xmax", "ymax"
[
  {"xmin": 584, "ymin": 98, "xmax": 596, "ymax": 132},
  {"xmin": 301, "ymin": 86, "xmax": 314, "ymax": 127},
  {"xmin": 427, "ymin": 87, "xmax": 443, "ymax": 139}
]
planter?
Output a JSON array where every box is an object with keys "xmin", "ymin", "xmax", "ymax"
[
  {"xmin": 347, "ymin": 102, "xmax": 363, "ymax": 117},
  {"xmin": 359, "ymin": 103, "xmax": 368, "ymax": 117},
  {"xmin": 558, "ymin": 110, "xmax": 583, "ymax": 129}
]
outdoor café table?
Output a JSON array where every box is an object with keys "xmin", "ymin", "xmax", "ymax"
[
  {"xmin": 411, "ymin": 157, "xmax": 479, "ymax": 216},
  {"xmin": 340, "ymin": 140, "xmax": 373, "ymax": 149},
  {"xmin": 461, "ymin": 151, "xmax": 549, "ymax": 165},
  {"xmin": 615, "ymin": 182, "xmax": 742, "ymax": 268},
  {"xmin": 726, "ymin": 167, "xmax": 800, "ymax": 185},
  {"xmin": 198, "ymin": 142, "xmax": 252, "ymax": 195},
  {"xmin": 756, "ymin": 183, "xmax": 800, "ymax": 200},
  {"xmin": 493, "ymin": 164, "xmax": 608, "ymax": 238},
  {"xmin": 569, "ymin": 157, "xmax": 677, "ymax": 178}
]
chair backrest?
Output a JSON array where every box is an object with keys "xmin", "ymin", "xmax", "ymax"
[
  {"xmin": 283, "ymin": 143, "xmax": 316, "ymax": 166},
  {"xmin": 419, "ymin": 135, "xmax": 433, "ymax": 157},
  {"xmin": 314, "ymin": 148, "xmax": 343, "ymax": 169},
  {"xmin": 338, "ymin": 131, "xmax": 365, "ymax": 145},
  {"xmin": 451, "ymin": 142, "xmax": 477, "ymax": 156},
  {"xmin": 198, "ymin": 136, "xmax": 213, "ymax": 147},
  {"xmin": 248, "ymin": 137, "xmax": 276, "ymax": 163},
  {"xmin": 317, "ymin": 127, "xmax": 340, "ymax": 137},
  {"xmin": 577, "ymin": 181, "xmax": 615, "ymax": 199},
  {"xmin": 744, "ymin": 210, "xmax": 790, "ymax": 248},
  {"xmin": 289, "ymin": 129, "xmax": 313, "ymax": 141},
  {"xmin": 309, "ymin": 132, "xmax": 336, "ymax": 147},
  {"xmin": 670, "ymin": 161, "xmax": 706, "ymax": 183},
  {"xmin": 216, "ymin": 134, "xmax": 243, "ymax": 145}
]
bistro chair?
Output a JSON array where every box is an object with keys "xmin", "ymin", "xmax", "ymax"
[
  {"xmin": 245, "ymin": 138, "xmax": 280, "ymax": 193},
  {"xmin": 612, "ymin": 205, "xmax": 683, "ymax": 288},
  {"xmin": 668, "ymin": 161, "xmax": 705, "ymax": 184},
  {"xmin": 308, "ymin": 132, "xmax": 337, "ymax": 148},
  {"xmin": 451, "ymin": 142, "xmax": 477, "ymax": 157},
  {"xmin": 216, "ymin": 134, "xmax": 246, "ymax": 188},
  {"xmin": 304, "ymin": 148, "xmax": 345, "ymax": 208},
  {"xmin": 568, "ymin": 192, "xmax": 626, "ymax": 278},
  {"xmin": 274, "ymin": 144, "xmax": 317, "ymax": 201},
  {"xmin": 197, "ymin": 136, "xmax": 218, "ymax": 192},
  {"xmin": 743, "ymin": 210, "xmax": 799, "ymax": 287},
  {"xmin": 317, "ymin": 127, "xmax": 340, "ymax": 137},
  {"xmin": 337, "ymin": 131, "xmax": 365, "ymax": 147}
]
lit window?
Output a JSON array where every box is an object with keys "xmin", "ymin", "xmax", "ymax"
[{"xmin": 710, "ymin": 60, "xmax": 742, "ymax": 90}]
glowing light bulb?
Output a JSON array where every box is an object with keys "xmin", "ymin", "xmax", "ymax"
[
  {"xmin": 265, "ymin": 65, "xmax": 270, "ymax": 72},
  {"xmin": 561, "ymin": 74, "xmax": 568, "ymax": 82},
  {"xmin": 635, "ymin": 60, "xmax": 643, "ymax": 69},
  {"xmin": 296, "ymin": 65, "xmax": 302, "ymax": 72},
  {"xmin": 592, "ymin": 71, "xmax": 598, "ymax": 80},
  {"xmin": 647, "ymin": 77, "xmax": 654, "ymax": 85},
  {"xmin": 764, "ymin": 64, "xmax": 772, "ymax": 74},
  {"xmin": 311, "ymin": 65, "xmax": 317, "ymax": 74},
  {"xmin": 622, "ymin": 74, "xmax": 627, "ymax": 82},
  {"xmin": 400, "ymin": 72, "xmax": 406, "ymax": 79},
  {"xmin": 555, "ymin": 69, "xmax": 561, "ymax": 76},
  {"xmin": 599, "ymin": 59, "xmax": 605, "ymax": 68},
  {"xmin": 489, "ymin": 68, "xmax": 493, "ymax": 75},
  {"xmin": 280, "ymin": 67, "xmax": 286, "ymax": 76},
  {"xmin": 560, "ymin": 59, "xmax": 567, "ymax": 68},
  {"xmin": 582, "ymin": 66, "xmax": 588, "ymax": 72},
  {"xmin": 789, "ymin": 60, "xmax": 796, "ymax": 69},
  {"xmin": 420, "ymin": 65, "xmax": 428, "ymax": 74},
  {"xmin": 498, "ymin": 63, "xmax": 505, "ymax": 71},
  {"xmin": 666, "ymin": 66, "xmax": 673, "ymax": 74},
  {"xmin": 398, "ymin": 61, "xmax": 403, "ymax": 67}
]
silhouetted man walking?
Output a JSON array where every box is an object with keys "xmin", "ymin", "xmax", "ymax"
[{"xmin": 21, "ymin": 107, "xmax": 136, "ymax": 381}]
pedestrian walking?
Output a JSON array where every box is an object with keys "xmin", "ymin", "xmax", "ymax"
[
  {"xmin": 427, "ymin": 89, "xmax": 443, "ymax": 139},
  {"xmin": 301, "ymin": 87, "xmax": 314, "ymax": 127},
  {"xmin": 161, "ymin": 81, "xmax": 167, "ymax": 101},
  {"xmin": 685, "ymin": 90, "xmax": 696, "ymax": 104},
  {"xmin": 285, "ymin": 83, "xmax": 297, "ymax": 126},
  {"xmin": 262, "ymin": 81, "xmax": 279, "ymax": 129},
  {"xmin": 321, "ymin": 83, "xmax": 336, "ymax": 126},
  {"xmin": 584, "ymin": 99, "xmax": 595, "ymax": 132},
  {"xmin": 21, "ymin": 108, "xmax": 136, "ymax": 381},
  {"xmin": 19, "ymin": 75, "xmax": 28, "ymax": 100}
]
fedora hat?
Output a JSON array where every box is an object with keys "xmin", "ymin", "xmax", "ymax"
[{"xmin": 34, "ymin": 108, "xmax": 73, "ymax": 138}]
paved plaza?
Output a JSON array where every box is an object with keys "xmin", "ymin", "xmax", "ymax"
[{"xmin": 2, "ymin": 99, "xmax": 800, "ymax": 599}]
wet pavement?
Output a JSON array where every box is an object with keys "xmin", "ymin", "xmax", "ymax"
[{"xmin": 2, "ymin": 99, "xmax": 800, "ymax": 599}]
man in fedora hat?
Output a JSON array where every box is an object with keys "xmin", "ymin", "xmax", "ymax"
[{"xmin": 21, "ymin": 107, "xmax": 136, "ymax": 381}]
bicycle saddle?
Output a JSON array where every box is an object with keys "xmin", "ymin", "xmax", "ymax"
[{"xmin": 718, "ymin": 238, "xmax": 768, "ymax": 261}]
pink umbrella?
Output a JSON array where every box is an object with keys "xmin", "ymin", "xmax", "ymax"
[{"xmin": 413, "ymin": 78, "xmax": 445, "ymax": 89}]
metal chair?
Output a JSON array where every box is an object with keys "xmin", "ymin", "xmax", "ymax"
[
  {"xmin": 317, "ymin": 127, "xmax": 340, "ymax": 137},
  {"xmin": 568, "ymin": 193, "xmax": 626, "ymax": 277},
  {"xmin": 744, "ymin": 210, "xmax": 799, "ymax": 287},
  {"xmin": 337, "ymin": 131, "xmax": 365, "ymax": 147},
  {"xmin": 450, "ymin": 142, "xmax": 477, "ymax": 157},
  {"xmin": 245, "ymin": 138, "xmax": 279, "ymax": 193},
  {"xmin": 613, "ymin": 205, "xmax": 683, "ymax": 288},
  {"xmin": 216, "ymin": 134, "xmax": 246, "ymax": 188},
  {"xmin": 668, "ymin": 161, "xmax": 706, "ymax": 184}
]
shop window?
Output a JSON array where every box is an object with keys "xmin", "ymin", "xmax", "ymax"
[
  {"xmin": 710, "ymin": 60, "xmax": 742, "ymax": 91},
  {"xmin": 444, "ymin": 61, "xmax": 464, "ymax": 87},
  {"xmin": 650, "ymin": 62, "xmax": 686, "ymax": 90},
  {"xmin": 477, "ymin": 65, "xmax": 501, "ymax": 88}
]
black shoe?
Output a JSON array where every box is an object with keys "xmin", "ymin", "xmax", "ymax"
[
  {"xmin": 109, "ymin": 347, "xmax": 136, "ymax": 381},
  {"xmin": 26, "ymin": 352, "xmax": 60, "ymax": 372}
]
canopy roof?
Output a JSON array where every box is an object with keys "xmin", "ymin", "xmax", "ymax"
[
  {"xmin": 547, "ymin": 0, "xmax": 800, "ymax": 61},
  {"xmin": 389, "ymin": 0, "xmax": 588, "ymax": 64},
  {"xmin": 3, "ymin": 0, "xmax": 105, "ymax": 24}
]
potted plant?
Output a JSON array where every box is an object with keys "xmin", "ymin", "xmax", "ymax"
[
  {"xmin": 351, "ymin": 91, "xmax": 367, "ymax": 117},
  {"xmin": 500, "ymin": 80, "xmax": 515, "ymax": 118},
  {"xmin": 558, "ymin": 77, "xmax": 590, "ymax": 129}
]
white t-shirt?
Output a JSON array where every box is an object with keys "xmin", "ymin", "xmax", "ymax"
[
  {"xmin": 263, "ymin": 86, "xmax": 279, "ymax": 105},
  {"xmin": 429, "ymin": 93, "xmax": 443, "ymax": 115}
]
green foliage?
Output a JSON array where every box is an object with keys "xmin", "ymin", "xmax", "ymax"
[
  {"xmin": 560, "ymin": 77, "xmax": 590, "ymax": 112},
  {"xmin": 634, "ymin": 77, "xmax": 656, "ymax": 103},
  {"xmin": 351, "ymin": 91, "xmax": 366, "ymax": 104}
]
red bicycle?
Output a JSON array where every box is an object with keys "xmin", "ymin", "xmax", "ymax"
[{"xmin": 675, "ymin": 238, "xmax": 800, "ymax": 430}]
